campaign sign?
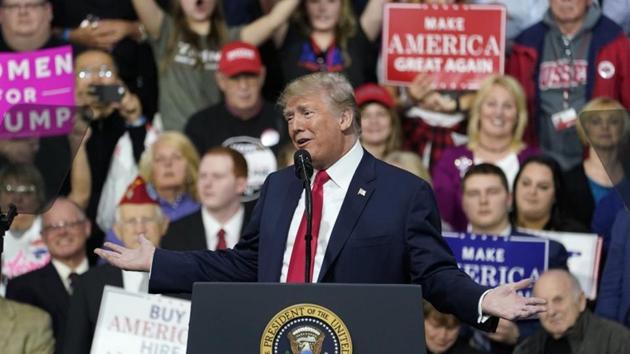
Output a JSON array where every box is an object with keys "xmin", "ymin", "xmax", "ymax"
[
  {"xmin": 519, "ymin": 228, "xmax": 602, "ymax": 299},
  {"xmin": 91, "ymin": 286, "xmax": 191, "ymax": 354},
  {"xmin": 443, "ymin": 232, "xmax": 548, "ymax": 297},
  {"xmin": 0, "ymin": 45, "xmax": 75, "ymax": 139},
  {"xmin": 382, "ymin": 4, "xmax": 505, "ymax": 89}
]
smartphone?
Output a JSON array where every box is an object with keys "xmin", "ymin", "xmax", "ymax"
[{"xmin": 88, "ymin": 84, "xmax": 126, "ymax": 104}]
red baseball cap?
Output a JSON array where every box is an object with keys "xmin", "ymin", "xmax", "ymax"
[
  {"xmin": 354, "ymin": 83, "xmax": 395, "ymax": 109},
  {"xmin": 218, "ymin": 41, "xmax": 262, "ymax": 77},
  {"xmin": 119, "ymin": 176, "xmax": 159, "ymax": 206}
]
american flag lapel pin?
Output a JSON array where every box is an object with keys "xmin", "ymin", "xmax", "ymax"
[{"xmin": 358, "ymin": 188, "xmax": 366, "ymax": 197}]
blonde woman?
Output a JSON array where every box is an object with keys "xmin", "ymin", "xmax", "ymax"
[
  {"xmin": 432, "ymin": 75, "xmax": 539, "ymax": 231},
  {"xmin": 563, "ymin": 97, "xmax": 628, "ymax": 228},
  {"xmin": 103, "ymin": 132, "xmax": 201, "ymax": 247}
]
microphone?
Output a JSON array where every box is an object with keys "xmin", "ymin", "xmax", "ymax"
[
  {"xmin": 293, "ymin": 149, "xmax": 313, "ymax": 181},
  {"xmin": 293, "ymin": 149, "xmax": 314, "ymax": 282}
]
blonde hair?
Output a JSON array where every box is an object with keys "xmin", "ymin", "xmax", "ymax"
[
  {"xmin": 279, "ymin": 72, "xmax": 360, "ymax": 133},
  {"xmin": 383, "ymin": 150, "xmax": 431, "ymax": 185},
  {"xmin": 576, "ymin": 97, "xmax": 629, "ymax": 146},
  {"xmin": 467, "ymin": 75, "xmax": 528, "ymax": 152},
  {"xmin": 139, "ymin": 131, "xmax": 200, "ymax": 200}
]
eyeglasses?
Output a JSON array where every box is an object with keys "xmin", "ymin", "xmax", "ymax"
[
  {"xmin": 120, "ymin": 216, "xmax": 159, "ymax": 227},
  {"xmin": 2, "ymin": 184, "xmax": 37, "ymax": 194},
  {"xmin": 42, "ymin": 219, "xmax": 86, "ymax": 235},
  {"xmin": 77, "ymin": 65, "xmax": 115, "ymax": 80},
  {"xmin": 1, "ymin": 1, "xmax": 47, "ymax": 11}
]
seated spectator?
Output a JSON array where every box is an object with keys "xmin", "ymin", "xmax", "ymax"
[
  {"xmin": 508, "ymin": 0, "xmax": 630, "ymax": 170},
  {"xmin": 100, "ymin": 131, "xmax": 200, "ymax": 246},
  {"xmin": 74, "ymin": 49, "xmax": 148, "ymax": 260},
  {"xmin": 161, "ymin": 147, "xmax": 251, "ymax": 251},
  {"xmin": 596, "ymin": 209, "xmax": 630, "ymax": 328},
  {"xmin": 433, "ymin": 75, "xmax": 538, "ymax": 231},
  {"xmin": 461, "ymin": 163, "xmax": 568, "ymax": 354},
  {"xmin": 63, "ymin": 176, "xmax": 169, "ymax": 354},
  {"xmin": 0, "ymin": 164, "xmax": 49, "ymax": 294},
  {"xmin": 275, "ymin": 0, "xmax": 386, "ymax": 87},
  {"xmin": 6, "ymin": 198, "xmax": 90, "ymax": 354},
  {"xmin": 423, "ymin": 300, "xmax": 484, "ymax": 354},
  {"xmin": 515, "ymin": 269, "xmax": 630, "ymax": 354},
  {"xmin": 355, "ymin": 83, "xmax": 402, "ymax": 160},
  {"xmin": 383, "ymin": 150, "xmax": 431, "ymax": 184},
  {"xmin": 0, "ymin": 0, "xmax": 62, "ymax": 51},
  {"xmin": 131, "ymin": 0, "xmax": 300, "ymax": 130},
  {"xmin": 563, "ymin": 98, "xmax": 628, "ymax": 229},
  {"xmin": 0, "ymin": 296, "xmax": 55, "ymax": 354},
  {"xmin": 512, "ymin": 155, "xmax": 588, "ymax": 232}
]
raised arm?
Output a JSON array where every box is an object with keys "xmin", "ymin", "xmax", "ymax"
[
  {"xmin": 240, "ymin": 0, "xmax": 300, "ymax": 47},
  {"xmin": 130, "ymin": 0, "xmax": 166, "ymax": 39},
  {"xmin": 360, "ymin": 0, "xmax": 389, "ymax": 42}
]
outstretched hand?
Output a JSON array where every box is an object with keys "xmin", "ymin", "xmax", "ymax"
[
  {"xmin": 482, "ymin": 278, "xmax": 547, "ymax": 321},
  {"xmin": 94, "ymin": 235, "xmax": 155, "ymax": 272}
]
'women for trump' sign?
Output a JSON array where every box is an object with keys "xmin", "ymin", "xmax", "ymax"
[
  {"xmin": 0, "ymin": 45, "xmax": 75, "ymax": 139},
  {"xmin": 382, "ymin": 4, "xmax": 505, "ymax": 90}
]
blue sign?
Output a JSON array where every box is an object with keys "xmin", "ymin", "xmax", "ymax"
[{"xmin": 443, "ymin": 232, "xmax": 549, "ymax": 297}]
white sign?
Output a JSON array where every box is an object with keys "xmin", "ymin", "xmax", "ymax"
[
  {"xmin": 91, "ymin": 286, "xmax": 191, "ymax": 354},
  {"xmin": 519, "ymin": 228, "xmax": 602, "ymax": 299}
]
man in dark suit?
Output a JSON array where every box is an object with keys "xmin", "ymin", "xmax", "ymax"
[
  {"xmin": 96, "ymin": 72, "xmax": 548, "ymax": 330},
  {"xmin": 161, "ymin": 147, "xmax": 252, "ymax": 251},
  {"xmin": 6, "ymin": 197, "xmax": 90, "ymax": 354},
  {"xmin": 63, "ymin": 176, "xmax": 168, "ymax": 354}
]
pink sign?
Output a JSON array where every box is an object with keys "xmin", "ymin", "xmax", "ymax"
[
  {"xmin": 382, "ymin": 4, "xmax": 506, "ymax": 90},
  {"xmin": 0, "ymin": 45, "xmax": 75, "ymax": 139}
]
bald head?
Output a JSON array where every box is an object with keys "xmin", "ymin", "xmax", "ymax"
[{"xmin": 534, "ymin": 270, "xmax": 586, "ymax": 339}]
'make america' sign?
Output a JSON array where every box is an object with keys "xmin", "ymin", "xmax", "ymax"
[{"xmin": 382, "ymin": 4, "xmax": 506, "ymax": 90}]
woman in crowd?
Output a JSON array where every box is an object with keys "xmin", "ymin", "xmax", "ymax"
[
  {"xmin": 423, "ymin": 300, "xmax": 484, "ymax": 354},
  {"xmin": 511, "ymin": 155, "xmax": 588, "ymax": 232},
  {"xmin": 384, "ymin": 150, "xmax": 431, "ymax": 184},
  {"xmin": 131, "ymin": 0, "xmax": 300, "ymax": 130},
  {"xmin": 564, "ymin": 98, "xmax": 628, "ymax": 230},
  {"xmin": 103, "ymin": 132, "xmax": 200, "ymax": 246},
  {"xmin": 355, "ymin": 83, "xmax": 403, "ymax": 159},
  {"xmin": 275, "ymin": 0, "xmax": 386, "ymax": 87},
  {"xmin": 432, "ymin": 75, "xmax": 538, "ymax": 231}
]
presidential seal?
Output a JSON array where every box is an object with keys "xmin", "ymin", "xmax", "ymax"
[{"xmin": 260, "ymin": 304, "xmax": 352, "ymax": 354}]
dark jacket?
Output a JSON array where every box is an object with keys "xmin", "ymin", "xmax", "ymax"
[{"xmin": 514, "ymin": 310, "xmax": 630, "ymax": 354}]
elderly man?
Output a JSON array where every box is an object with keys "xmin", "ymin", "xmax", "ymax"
[
  {"xmin": 97, "ymin": 72, "xmax": 547, "ymax": 332},
  {"xmin": 515, "ymin": 269, "xmax": 630, "ymax": 354},
  {"xmin": 63, "ymin": 176, "xmax": 168, "ymax": 354},
  {"xmin": 508, "ymin": 0, "xmax": 630, "ymax": 170},
  {"xmin": 6, "ymin": 197, "xmax": 90, "ymax": 354},
  {"xmin": 161, "ymin": 147, "xmax": 251, "ymax": 251}
]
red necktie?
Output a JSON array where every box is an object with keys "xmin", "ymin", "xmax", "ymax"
[
  {"xmin": 287, "ymin": 170, "xmax": 330, "ymax": 283},
  {"xmin": 216, "ymin": 228, "xmax": 227, "ymax": 250}
]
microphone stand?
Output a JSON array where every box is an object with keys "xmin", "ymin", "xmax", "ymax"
[
  {"xmin": 0, "ymin": 204, "xmax": 17, "ymax": 261},
  {"xmin": 302, "ymin": 175, "xmax": 313, "ymax": 283}
]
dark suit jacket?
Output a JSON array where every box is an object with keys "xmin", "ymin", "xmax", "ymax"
[
  {"xmin": 160, "ymin": 204, "xmax": 253, "ymax": 251},
  {"xmin": 5, "ymin": 262, "xmax": 70, "ymax": 354},
  {"xmin": 62, "ymin": 264, "xmax": 122, "ymax": 354},
  {"xmin": 150, "ymin": 151, "xmax": 497, "ymax": 330}
]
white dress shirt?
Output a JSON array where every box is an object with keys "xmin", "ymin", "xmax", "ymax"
[
  {"xmin": 123, "ymin": 270, "xmax": 150, "ymax": 293},
  {"xmin": 51, "ymin": 258, "xmax": 89, "ymax": 293},
  {"xmin": 280, "ymin": 140, "xmax": 364, "ymax": 282},
  {"xmin": 201, "ymin": 206, "xmax": 244, "ymax": 250}
]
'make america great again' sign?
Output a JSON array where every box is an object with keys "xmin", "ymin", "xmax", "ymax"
[{"xmin": 382, "ymin": 4, "xmax": 505, "ymax": 90}]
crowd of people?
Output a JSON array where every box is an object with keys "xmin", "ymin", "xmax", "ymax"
[{"xmin": 1, "ymin": 0, "xmax": 629, "ymax": 353}]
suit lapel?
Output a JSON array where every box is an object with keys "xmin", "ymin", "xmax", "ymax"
[
  {"xmin": 318, "ymin": 153, "xmax": 376, "ymax": 281},
  {"xmin": 261, "ymin": 176, "xmax": 303, "ymax": 282},
  {"xmin": 190, "ymin": 212, "xmax": 207, "ymax": 249},
  {"xmin": 41, "ymin": 263, "xmax": 70, "ymax": 311}
]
